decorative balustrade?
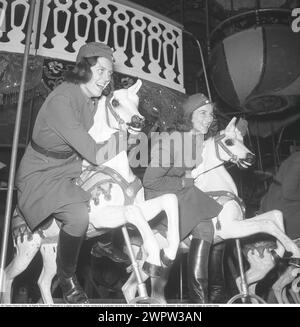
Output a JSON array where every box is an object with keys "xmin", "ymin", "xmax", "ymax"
[{"xmin": 0, "ymin": 0, "xmax": 185, "ymax": 92}]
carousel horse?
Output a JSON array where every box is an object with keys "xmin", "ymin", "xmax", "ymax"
[
  {"xmin": 2, "ymin": 79, "xmax": 180, "ymax": 304},
  {"xmin": 122, "ymin": 117, "xmax": 300, "ymax": 303}
]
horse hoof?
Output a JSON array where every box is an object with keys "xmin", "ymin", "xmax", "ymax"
[
  {"xmin": 142, "ymin": 262, "xmax": 163, "ymax": 277},
  {"xmin": 160, "ymin": 249, "xmax": 174, "ymax": 267},
  {"xmin": 289, "ymin": 258, "xmax": 300, "ymax": 268},
  {"xmin": 271, "ymin": 250, "xmax": 300, "ymax": 267}
]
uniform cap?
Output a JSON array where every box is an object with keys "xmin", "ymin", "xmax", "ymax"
[
  {"xmin": 183, "ymin": 93, "xmax": 212, "ymax": 117},
  {"xmin": 76, "ymin": 42, "xmax": 114, "ymax": 63}
]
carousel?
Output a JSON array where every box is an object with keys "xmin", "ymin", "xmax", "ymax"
[{"xmin": 0, "ymin": 0, "xmax": 300, "ymax": 304}]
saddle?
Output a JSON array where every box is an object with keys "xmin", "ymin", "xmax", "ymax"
[
  {"xmin": 77, "ymin": 165, "xmax": 143, "ymax": 239},
  {"xmin": 77, "ymin": 165, "xmax": 142, "ymax": 206},
  {"xmin": 206, "ymin": 190, "xmax": 246, "ymax": 231}
]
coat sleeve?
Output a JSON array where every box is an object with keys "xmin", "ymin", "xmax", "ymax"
[
  {"xmin": 281, "ymin": 159, "xmax": 300, "ymax": 201},
  {"xmin": 45, "ymin": 95, "xmax": 125, "ymax": 165},
  {"xmin": 143, "ymin": 137, "xmax": 193, "ymax": 193}
]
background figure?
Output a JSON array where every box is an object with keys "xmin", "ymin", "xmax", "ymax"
[
  {"xmin": 15, "ymin": 42, "xmax": 125, "ymax": 304},
  {"xmin": 260, "ymin": 151, "xmax": 300, "ymax": 239},
  {"xmin": 233, "ymin": 150, "xmax": 300, "ymax": 303},
  {"xmin": 143, "ymin": 93, "xmax": 222, "ymax": 303}
]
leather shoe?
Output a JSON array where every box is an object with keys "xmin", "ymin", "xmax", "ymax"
[
  {"xmin": 59, "ymin": 275, "xmax": 89, "ymax": 304},
  {"xmin": 91, "ymin": 241, "xmax": 129, "ymax": 263}
]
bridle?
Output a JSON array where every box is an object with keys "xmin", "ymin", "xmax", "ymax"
[
  {"xmin": 105, "ymin": 94, "xmax": 125, "ymax": 131},
  {"xmin": 195, "ymin": 132, "xmax": 245, "ymax": 177},
  {"xmin": 104, "ymin": 94, "xmax": 145, "ymax": 133},
  {"xmin": 214, "ymin": 132, "xmax": 251, "ymax": 169},
  {"xmin": 214, "ymin": 132, "xmax": 239, "ymax": 164}
]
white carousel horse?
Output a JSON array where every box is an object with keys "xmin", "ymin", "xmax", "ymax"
[
  {"xmin": 122, "ymin": 117, "xmax": 300, "ymax": 303},
  {"xmin": 2, "ymin": 79, "xmax": 180, "ymax": 304}
]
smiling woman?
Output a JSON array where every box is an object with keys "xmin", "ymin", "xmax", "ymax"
[
  {"xmin": 14, "ymin": 42, "xmax": 122, "ymax": 304},
  {"xmin": 79, "ymin": 57, "xmax": 113, "ymax": 98},
  {"xmin": 143, "ymin": 92, "xmax": 223, "ymax": 303}
]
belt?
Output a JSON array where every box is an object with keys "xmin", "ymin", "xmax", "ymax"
[{"xmin": 31, "ymin": 139, "xmax": 74, "ymax": 159}]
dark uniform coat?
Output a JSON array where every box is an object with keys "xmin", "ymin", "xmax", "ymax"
[
  {"xmin": 143, "ymin": 132, "xmax": 222, "ymax": 240},
  {"xmin": 260, "ymin": 152, "xmax": 300, "ymax": 239},
  {"xmin": 16, "ymin": 82, "xmax": 119, "ymax": 231}
]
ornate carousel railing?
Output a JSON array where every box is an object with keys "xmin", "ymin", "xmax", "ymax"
[{"xmin": 0, "ymin": 0, "xmax": 185, "ymax": 93}]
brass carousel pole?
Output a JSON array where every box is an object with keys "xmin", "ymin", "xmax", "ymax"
[{"xmin": 0, "ymin": 0, "xmax": 37, "ymax": 295}]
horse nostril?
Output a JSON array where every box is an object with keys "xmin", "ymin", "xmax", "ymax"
[
  {"xmin": 130, "ymin": 115, "xmax": 145, "ymax": 128},
  {"xmin": 131, "ymin": 115, "xmax": 141, "ymax": 123},
  {"xmin": 246, "ymin": 153, "xmax": 256, "ymax": 164}
]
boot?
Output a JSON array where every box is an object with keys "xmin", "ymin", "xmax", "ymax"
[
  {"xmin": 187, "ymin": 238, "xmax": 211, "ymax": 303},
  {"xmin": 56, "ymin": 229, "xmax": 89, "ymax": 304},
  {"xmin": 208, "ymin": 243, "xmax": 227, "ymax": 303}
]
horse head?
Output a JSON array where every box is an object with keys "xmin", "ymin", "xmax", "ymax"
[
  {"xmin": 105, "ymin": 79, "xmax": 145, "ymax": 134},
  {"xmin": 214, "ymin": 117, "xmax": 255, "ymax": 169}
]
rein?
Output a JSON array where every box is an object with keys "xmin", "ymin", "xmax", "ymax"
[
  {"xmin": 194, "ymin": 133, "xmax": 236, "ymax": 178},
  {"xmin": 195, "ymin": 162, "xmax": 225, "ymax": 177}
]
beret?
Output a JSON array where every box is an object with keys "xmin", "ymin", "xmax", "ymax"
[
  {"xmin": 76, "ymin": 42, "xmax": 114, "ymax": 63},
  {"xmin": 183, "ymin": 93, "xmax": 211, "ymax": 117}
]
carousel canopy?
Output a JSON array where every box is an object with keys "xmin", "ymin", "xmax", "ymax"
[{"xmin": 210, "ymin": 24, "xmax": 300, "ymax": 114}]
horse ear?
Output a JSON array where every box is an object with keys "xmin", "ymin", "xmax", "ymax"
[
  {"xmin": 225, "ymin": 117, "xmax": 237, "ymax": 133},
  {"xmin": 129, "ymin": 79, "xmax": 142, "ymax": 94}
]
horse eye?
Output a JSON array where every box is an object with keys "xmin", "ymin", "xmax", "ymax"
[
  {"xmin": 112, "ymin": 99, "xmax": 119, "ymax": 107},
  {"xmin": 225, "ymin": 139, "xmax": 234, "ymax": 146}
]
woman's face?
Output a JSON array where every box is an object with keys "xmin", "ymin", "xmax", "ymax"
[
  {"xmin": 81, "ymin": 57, "xmax": 113, "ymax": 98},
  {"xmin": 191, "ymin": 103, "xmax": 214, "ymax": 134}
]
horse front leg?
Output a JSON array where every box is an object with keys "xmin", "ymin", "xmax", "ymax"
[
  {"xmin": 123, "ymin": 233, "xmax": 170, "ymax": 304},
  {"xmin": 218, "ymin": 205, "xmax": 300, "ymax": 258},
  {"xmin": 136, "ymin": 194, "xmax": 180, "ymax": 262},
  {"xmin": 90, "ymin": 205, "xmax": 161, "ymax": 268},
  {"xmin": 123, "ymin": 206, "xmax": 161, "ymax": 269},
  {"xmin": 248, "ymin": 210, "xmax": 286, "ymax": 259},
  {"xmin": 2, "ymin": 233, "xmax": 41, "ymax": 303},
  {"xmin": 38, "ymin": 243, "xmax": 57, "ymax": 304},
  {"xmin": 249, "ymin": 210, "xmax": 300, "ymax": 258}
]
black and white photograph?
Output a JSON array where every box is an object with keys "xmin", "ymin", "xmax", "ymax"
[{"xmin": 0, "ymin": 0, "xmax": 300, "ymax": 322}]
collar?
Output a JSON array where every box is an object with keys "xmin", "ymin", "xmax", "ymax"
[{"xmin": 78, "ymin": 84, "xmax": 99, "ymax": 105}]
